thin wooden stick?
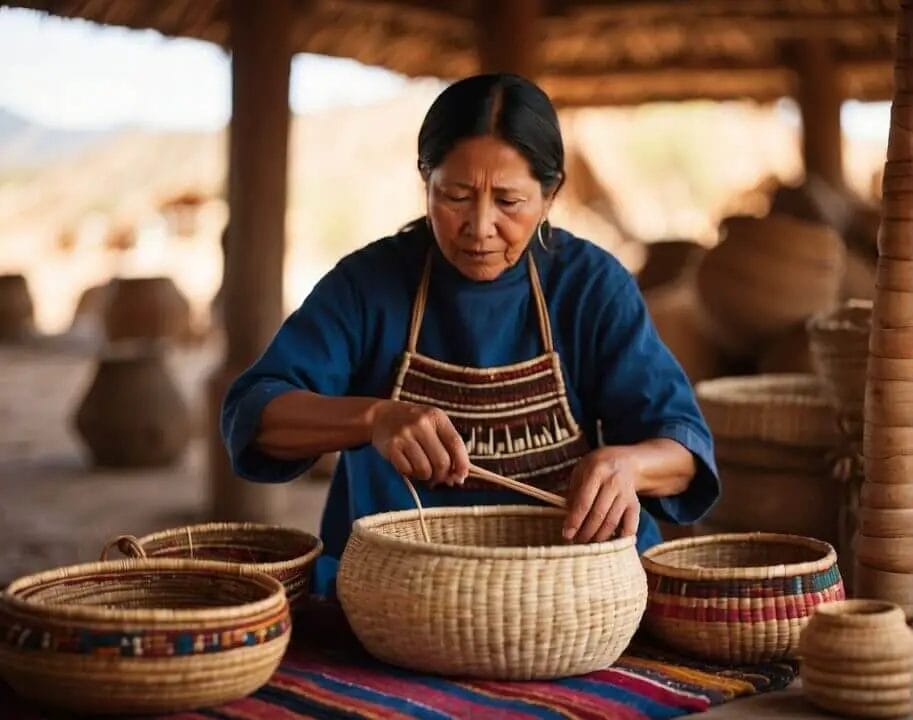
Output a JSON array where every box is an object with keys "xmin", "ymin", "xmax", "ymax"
[{"xmin": 468, "ymin": 463, "xmax": 567, "ymax": 509}]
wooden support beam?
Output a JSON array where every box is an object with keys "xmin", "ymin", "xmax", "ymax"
[
  {"xmin": 475, "ymin": 0, "xmax": 544, "ymax": 78},
  {"xmin": 794, "ymin": 38, "xmax": 845, "ymax": 188},
  {"xmin": 209, "ymin": 0, "xmax": 293, "ymax": 523}
]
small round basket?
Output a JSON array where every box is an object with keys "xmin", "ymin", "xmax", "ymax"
[
  {"xmin": 102, "ymin": 522, "xmax": 322, "ymax": 606},
  {"xmin": 641, "ymin": 532, "xmax": 844, "ymax": 664},
  {"xmin": 0, "ymin": 559, "xmax": 291, "ymax": 715},
  {"xmin": 337, "ymin": 504, "xmax": 647, "ymax": 680}
]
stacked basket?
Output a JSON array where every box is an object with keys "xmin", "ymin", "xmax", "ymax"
[
  {"xmin": 808, "ymin": 300, "xmax": 872, "ymax": 592},
  {"xmin": 695, "ymin": 375, "xmax": 840, "ymax": 546}
]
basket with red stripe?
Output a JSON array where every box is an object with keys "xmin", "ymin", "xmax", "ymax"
[{"xmin": 641, "ymin": 532, "xmax": 844, "ymax": 664}]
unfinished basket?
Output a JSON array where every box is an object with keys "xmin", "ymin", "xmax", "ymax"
[
  {"xmin": 102, "ymin": 522, "xmax": 322, "ymax": 606},
  {"xmin": 642, "ymin": 532, "xmax": 844, "ymax": 664},
  {"xmin": 696, "ymin": 374, "xmax": 838, "ymax": 448},
  {"xmin": 337, "ymin": 504, "xmax": 647, "ymax": 679},
  {"xmin": 0, "ymin": 559, "xmax": 290, "ymax": 715}
]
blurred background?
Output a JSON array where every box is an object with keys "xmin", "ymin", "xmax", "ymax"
[{"xmin": 0, "ymin": 1, "xmax": 895, "ymax": 585}]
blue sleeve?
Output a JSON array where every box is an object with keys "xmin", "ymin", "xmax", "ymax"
[
  {"xmin": 591, "ymin": 273, "xmax": 719, "ymax": 524},
  {"xmin": 220, "ymin": 261, "xmax": 365, "ymax": 483}
]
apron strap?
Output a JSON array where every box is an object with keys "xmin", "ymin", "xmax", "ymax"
[{"xmin": 406, "ymin": 248, "xmax": 555, "ymax": 354}]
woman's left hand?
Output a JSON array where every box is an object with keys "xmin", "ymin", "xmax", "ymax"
[{"xmin": 563, "ymin": 447, "xmax": 641, "ymax": 543}]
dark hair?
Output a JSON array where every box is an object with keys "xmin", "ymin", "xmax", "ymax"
[{"xmin": 417, "ymin": 74, "xmax": 564, "ymax": 195}]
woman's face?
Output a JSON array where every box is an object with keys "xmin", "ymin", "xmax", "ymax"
[{"xmin": 425, "ymin": 135, "xmax": 554, "ymax": 282}]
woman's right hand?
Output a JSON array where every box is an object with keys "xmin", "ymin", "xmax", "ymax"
[{"xmin": 370, "ymin": 400, "xmax": 470, "ymax": 487}]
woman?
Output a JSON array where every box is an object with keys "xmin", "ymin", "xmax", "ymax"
[{"xmin": 222, "ymin": 74, "xmax": 719, "ymax": 596}]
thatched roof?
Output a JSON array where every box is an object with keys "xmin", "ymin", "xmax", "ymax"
[{"xmin": 4, "ymin": 0, "xmax": 900, "ymax": 106}]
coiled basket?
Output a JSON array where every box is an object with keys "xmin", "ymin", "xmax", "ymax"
[
  {"xmin": 337, "ymin": 502, "xmax": 647, "ymax": 680},
  {"xmin": 642, "ymin": 532, "xmax": 844, "ymax": 664},
  {"xmin": 0, "ymin": 559, "xmax": 291, "ymax": 714}
]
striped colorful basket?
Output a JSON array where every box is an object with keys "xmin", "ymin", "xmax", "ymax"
[
  {"xmin": 101, "ymin": 522, "xmax": 322, "ymax": 606},
  {"xmin": 642, "ymin": 533, "xmax": 844, "ymax": 664},
  {"xmin": 0, "ymin": 559, "xmax": 291, "ymax": 715}
]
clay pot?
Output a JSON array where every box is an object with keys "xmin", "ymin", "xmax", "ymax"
[
  {"xmin": 866, "ymin": 379, "xmax": 913, "ymax": 425},
  {"xmin": 713, "ymin": 437, "xmax": 831, "ymax": 473},
  {"xmin": 758, "ymin": 323, "xmax": 814, "ymax": 374},
  {"xmin": 0, "ymin": 274, "xmax": 35, "ymax": 342},
  {"xmin": 644, "ymin": 282, "xmax": 727, "ymax": 383},
  {"xmin": 864, "ymin": 454, "xmax": 913, "ymax": 484},
  {"xmin": 73, "ymin": 344, "xmax": 190, "ymax": 467},
  {"xmin": 856, "ymin": 535, "xmax": 913, "ymax": 574},
  {"xmin": 878, "ymin": 218, "xmax": 913, "ymax": 258},
  {"xmin": 707, "ymin": 463, "xmax": 838, "ymax": 545},
  {"xmin": 696, "ymin": 214, "xmax": 844, "ymax": 354},
  {"xmin": 800, "ymin": 599, "xmax": 913, "ymax": 719},
  {"xmin": 855, "ymin": 563, "xmax": 913, "ymax": 618},
  {"xmin": 103, "ymin": 277, "xmax": 191, "ymax": 343},
  {"xmin": 861, "ymin": 482, "xmax": 913, "ymax": 508},
  {"xmin": 636, "ymin": 240, "xmax": 707, "ymax": 293},
  {"xmin": 876, "ymin": 258, "xmax": 913, "ymax": 293}
]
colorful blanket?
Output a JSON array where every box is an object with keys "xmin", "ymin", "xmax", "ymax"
[{"xmin": 1, "ymin": 632, "xmax": 796, "ymax": 720}]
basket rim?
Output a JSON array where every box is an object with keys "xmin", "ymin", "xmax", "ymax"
[
  {"xmin": 350, "ymin": 504, "xmax": 636, "ymax": 559},
  {"xmin": 2, "ymin": 559, "xmax": 287, "ymax": 623},
  {"xmin": 133, "ymin": 521, "xmax": 323, "ymax": 570},
  {"xmin": 641, "ymin": 531, "xmax": 838, "ymax": 580},
  {"xmin": 696, "ymin": 373, "xmax": 830, "ymax": 408}
]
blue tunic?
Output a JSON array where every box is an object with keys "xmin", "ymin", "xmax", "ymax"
[{"xmin": 221, "ymin": 225, "xmax": 719, "ymax": 596}]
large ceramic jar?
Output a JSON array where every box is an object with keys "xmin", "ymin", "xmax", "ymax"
[
  {"xmin": 103, "ymin": 276, "xmax": 191, "ymax": 343},
  {"xmin": 74, "ymin": 344, "xmax": 190, "ymax": 467},
  {"xmin": 800, "ymin": 599, "xmax": 913, "ymax": 719},
  {"xmin": 0, "ymin": 274, "xmax": 34, "ymax": 341}
]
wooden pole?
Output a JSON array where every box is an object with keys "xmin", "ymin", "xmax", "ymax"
[
  {"xmin": 794, "ymin": 38, "xmax": 845, "ymax": 188},
  {"xmin": 858, "ymin": 0, "xmax": 913, "ymax": 616},
  {"xmin": 475, "ymin": 0, "xmax": 544, "ymax": 78},
  {"xmin": 208, "ymin": 0, "xmax": 292, "ymax": 522}
]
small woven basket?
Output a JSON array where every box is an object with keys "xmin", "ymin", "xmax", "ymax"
[
  {"xmin": 642, "ymin": 532, "xmax": 844, "ymax": 664},
  {"xmin": 101, "ymin": 522, "xmax": 322, "ymax": 606},
  {"xmin": 0, "ymin": 559, "xmax": 291, "ymax": 715},
  {"xmin": 696, "ymin": 374, "xmax": 838, "ymax": 448},
  {"xmin": 337, "ymin": 500, "xmax": 647, "ymax": 680}
]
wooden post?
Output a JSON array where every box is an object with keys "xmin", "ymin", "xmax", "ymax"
[
  {"xmin": 208, "ymin": 0, "xmax": 292, "ymax": 522},
  {"xmin": 857, "ymin": 0, "xmax": 913, "ymax": 616},
  {"xmin": 475, "ymin": 0, "xmax": 544, "ymax": 78},
  {"xmin": 794, "ymin": 38, "xmax": 845, "ymax": 188}
]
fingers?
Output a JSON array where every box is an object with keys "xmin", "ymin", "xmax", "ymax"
[
  {"xmin": 573, "ymin": 484, "xmax": 617, "ymax": 544},
  {"xmin": 437, "ymin": 418, "xmax": 469, "ymax": 485},
  {"xmin": 563, "ymin": 460, "xmax": 598, "ymax": 540},
  {"xmin": 620, "ymin": 502, "xmax": 640, "ymax": 537},
  {"xmin": 382, "ymin": 405, "xmax": 467, "ymax": 487},
  {"xmin": 593, "ymin": 496, "xmax": 629, "ymax": 543}
]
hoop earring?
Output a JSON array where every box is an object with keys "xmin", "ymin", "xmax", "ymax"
[{"xmin": 536, "ymin": 220, "xmax": 550, "ymax": 251}]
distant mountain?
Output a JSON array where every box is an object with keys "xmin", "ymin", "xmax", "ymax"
[{"xmin": 0, "ymin": 107, "xmax": 120, "ymax": 172}]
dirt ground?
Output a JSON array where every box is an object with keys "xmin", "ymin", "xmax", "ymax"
[{"xmin": 0, "ymin": 337, "xmax": 328, "ymax": 588}]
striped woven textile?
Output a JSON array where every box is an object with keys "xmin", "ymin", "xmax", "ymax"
[{"xmin": 0, "ymin": 632, "xmax": 796, "ymax": 719}]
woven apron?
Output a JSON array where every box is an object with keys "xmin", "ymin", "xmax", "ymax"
[{"xmin": 391, "ymin": 250, "xmax": 590, "ymax": 492}]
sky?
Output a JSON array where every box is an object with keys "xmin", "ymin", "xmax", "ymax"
[{"xmin": 0, "ymin": 5, "xmax": 893, "ymax": 140}]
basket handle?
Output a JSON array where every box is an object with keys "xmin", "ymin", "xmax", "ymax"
[
  {"xmin": 100, "ymin": 534, "xmax": 147, "ymax": 561},
  {"xmin": 399, "ymin": 465, "xmax": 567, "ymax": 544}
]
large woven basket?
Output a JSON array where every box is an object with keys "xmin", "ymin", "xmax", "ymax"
[
  {"xmin": 0, "ymin": 559, "xmax": 291, "ymax": 714},
  {"xmin": 102, "ymin": 522, "xmax": 322, "ymax": 606},
  {"xmin": 337, "ymin": 504, "xmax": 647, "ymax": 679},
  {"xmin": 642, "ymin": 533, "xmax": 844, "ymax": 664},
  {"xmin": 696, "ymin": 374, "xmax": 838, "ymax": 448}
]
